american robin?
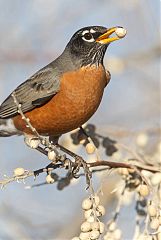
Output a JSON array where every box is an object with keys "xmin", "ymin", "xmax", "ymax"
[{"xmin": 0, "ymin": 26, "xmax": 126, "ymax": 139}]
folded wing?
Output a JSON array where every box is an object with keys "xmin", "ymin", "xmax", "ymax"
[{"xmin": 0, "ymin": 65, "xmax": 60, "ymax": 119}]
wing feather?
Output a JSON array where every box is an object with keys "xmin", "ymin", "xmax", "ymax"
[{"xmin": 0, "ymin": 65, "xmax": 60, "ymax": 119}]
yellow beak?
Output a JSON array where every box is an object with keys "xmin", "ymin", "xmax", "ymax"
[{"xmin": 96, "ymin": 27, "xmax": 120, "ymax": 44}]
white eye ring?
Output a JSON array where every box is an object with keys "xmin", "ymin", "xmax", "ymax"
[{"xmin": 82, "ymin": 32, "xmax": 95, "ymax": 42}]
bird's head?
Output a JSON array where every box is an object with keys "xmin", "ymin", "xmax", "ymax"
[{"xmin": 65, "ymin": 25, "xmax": 126, "ymax": 67}]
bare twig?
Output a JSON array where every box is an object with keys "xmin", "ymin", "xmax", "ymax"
[
  {"xmin": 0, "ymin": 171, "xmax": 34, "ymax": 188},
  {"xmin": 11, "ymin": 92, "xmax": 41, "ymax": 138},
  {"xmin": 88, "ymin": 161, "xmax": 161, "ymax": 173},
  {"xmin": 0, "ymin": 158, "xmax": 160, "ymax": 189}
]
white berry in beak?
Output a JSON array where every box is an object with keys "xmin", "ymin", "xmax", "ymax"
[{"xmin": 115, "ymin": 27, "xmax": 127, "ymax": 38}]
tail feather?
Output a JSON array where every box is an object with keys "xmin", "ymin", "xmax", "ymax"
[{"xmin": 0, "ymin": 118, "xmax": 21, "ymax": 137}]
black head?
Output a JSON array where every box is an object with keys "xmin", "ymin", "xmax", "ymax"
[{"xmin": 65, "ymin": 26, "xmax": 124, "ymax": 67}]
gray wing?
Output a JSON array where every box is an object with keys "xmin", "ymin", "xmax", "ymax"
[{"xmin": 0, "ymin": 65, "xmax": 60, "ymax": 119}]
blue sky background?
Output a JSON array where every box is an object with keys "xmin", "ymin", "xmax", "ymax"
[{"xmin": 0, "ymin": 0, "xmax": 160, "ymax": 239}]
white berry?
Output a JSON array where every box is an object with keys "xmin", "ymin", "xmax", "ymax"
[
  {"xmin": 151, "ymin": 173, "xmax": 161, "ymax": 186},
  {"xmin": 14, "ymin": 168, "xmax": 25, "ymax": 176},
  {"xmin": 82, "ymin": 198, "xmax": 93, "ymax": 210},
  {"xmin": 79, "ymin": 232, "xmax": 90, "ymax": 240},
  {"xmin": 150, "ymin": 218, "xmax": 159, "ymax": 230},
  {"xmin": 91, "ymin": 221, "xmax": 100, "ymax": 231},
  {"xmin": 93, "ymin": 195, "xmax": 100, "ymax": 206},
  {"xmin": 96, "ymin": 205, "xmax": 106, "ymax": 216},
  {"xmin": 81, "ymin": 221, "xmax": 91, "ymax": 232},
  {"xmin": 99, "ymin": 222, "xmax": 105, "ymax": 234},
  {"xmin": 115, "ymin": 27, "xmax": 127, "ymax": 38},
  {"xmin": 87, "ymin": 216, "xmax": 95, "ymax": 223},
  {"xmin": 90, "ymin": 230, "xmax": 100, "ymax": 240},
  {"xmin": 30, "ymin": 139, "xmax": 40, "ymax": 148},
  {"xmin": 137, "ymin": 234, "xmax": 152, "ymax": 240},
  {"xmin": 113, "ymin": 229, "xmax": 122, "ymax": 240},
  {"xmin": 84, "ymin": 209, "xmax": 93, "ymax": 219},
  {"xmin": 138, "ymin": 184, "xmax": 149, "ymax": 197},
  {"xmin": 158, "ymin": 232, "xmax": 161, "ymax": 240},
  {"xmin": 136, "ymin": 133, "xmax": 148, "ymax": 147},
  {"xmin": 109, "ymin": 221, "xmax": 116, "ymax": 231},
  {"xmin": 24, "ymin": 137, "xmax": 40, "ymax": 149},
  {"xmin": 117, "ymin": 168, "xmax": 129, "ymax": 176},
  {"xmin": 159, "ymin": 215, "xmax": 161, "ymax": 224},
  {"xmin": 46, "ymin": 174, "xmax": 55, "ymax": 184},
  {"xmin": 148, "ymin": 205, "xmax": 157, "ymax": 217},
  {"xmin": 48, "ymin": 150, "xmax": 57, "ymax": 161},
  {"xmin": 85, "ymin": 143, "xmax": 95, "ymax": 154}
]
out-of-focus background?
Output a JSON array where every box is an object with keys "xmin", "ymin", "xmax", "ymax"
[{"xmin": 0, "ymin": 0, "xmax": 160, "ymax": 239}]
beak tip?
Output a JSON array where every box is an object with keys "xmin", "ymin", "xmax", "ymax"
[{"xmin": 96, "ymin": 26, "xmax": 127, "ymax": 44}]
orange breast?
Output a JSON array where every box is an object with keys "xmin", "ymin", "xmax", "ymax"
[{"xmin": 13, "ymin": 65, "xmax": 109, "ymax": 136}]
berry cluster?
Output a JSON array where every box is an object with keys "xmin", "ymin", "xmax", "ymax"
[{"xmin": 72, "ymin": 195, "xmax": 105, "ymax": 240}]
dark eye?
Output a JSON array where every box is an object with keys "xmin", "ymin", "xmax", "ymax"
[
  {"xmin": 84, "ymin": 33, "xmax": 92, "ymax": 40},
  {"xmin": 82, "ymin": 32, "xmax": 95, "ymax": 42}
]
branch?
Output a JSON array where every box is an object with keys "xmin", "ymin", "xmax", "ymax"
[
  {"xmin": 88, "ymin": 161, "xmax": 161, "ymax": 173},
  {"xmin": 0, "ymin": 170, "xmax": 34, "ymax": 188},
  {"xmin": 0, "ymin": 158, "xmax": 160, "ymax": 189}
]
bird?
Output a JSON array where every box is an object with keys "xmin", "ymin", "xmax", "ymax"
[{"xmin": 0, "ymin": 25, "xmax": 126, "ymax": 141}]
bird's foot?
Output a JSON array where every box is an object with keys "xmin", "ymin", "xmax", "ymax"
[
  {"xmin": 52, "ymin": 143, "xmax": 92, "ymax": 187},
  {"xmin": 25, "ymin": 135, "xmax": 92, "ymax": 188}
]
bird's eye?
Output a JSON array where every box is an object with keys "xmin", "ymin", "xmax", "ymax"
[
  {"xmin": 84, "ymin": 33, "xmax": 92, "ymax": 40},
  {"xmin": 82, "ymin": 32, "xmax": 94, "ymax": 42}
]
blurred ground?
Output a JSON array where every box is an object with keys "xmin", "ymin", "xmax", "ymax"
[{"xmin": 0, "ymin": 0, "xmax": 160, "ymax": 239}]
